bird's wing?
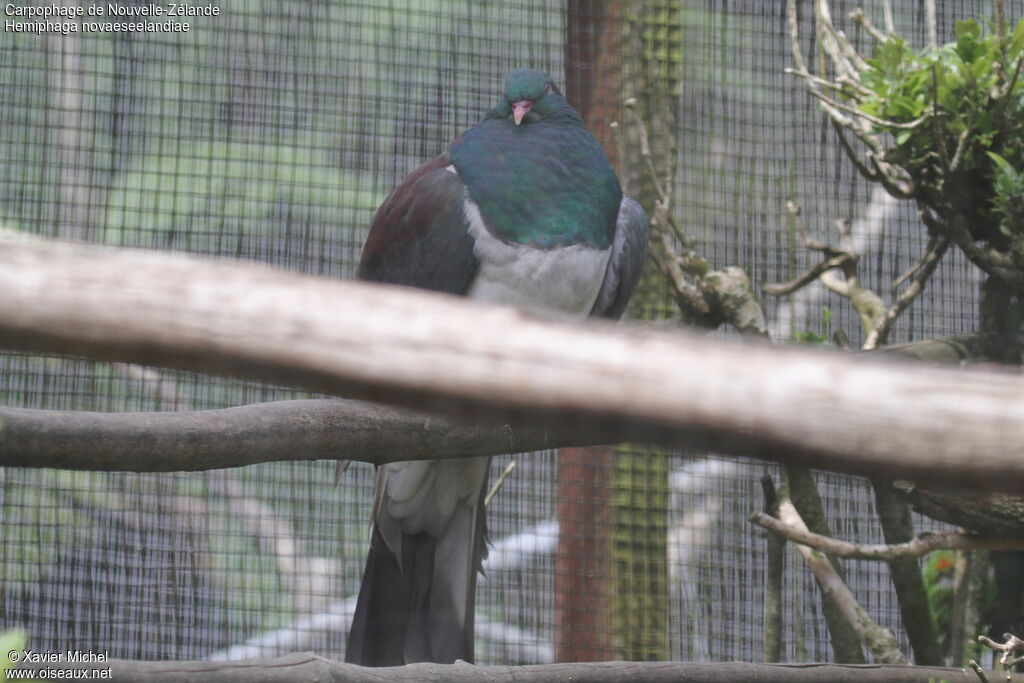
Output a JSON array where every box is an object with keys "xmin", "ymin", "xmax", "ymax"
[
  {"xmin": 357, "ymin": 151, "xmax": 486, "ymax": 556},
  {"xmin": 349, "ymin": 153, "xmax": 490, "ymax": 666},
  {"xmin": 358, "ymin": 153, "xmax": 479, "ymax": 295},
  {"xmin": 589, "ymin": 196, "xmax": 649, "ymax": 319}
]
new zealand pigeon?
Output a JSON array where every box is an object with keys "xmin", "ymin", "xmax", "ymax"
[{"xmin": 345, "ymin": 68, "xmax": 649, "ymax": 666}]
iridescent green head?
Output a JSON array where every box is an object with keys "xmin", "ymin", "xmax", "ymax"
[{"xmin": 497, "ymin": 68, "xmax": 566, "ymax": 125}]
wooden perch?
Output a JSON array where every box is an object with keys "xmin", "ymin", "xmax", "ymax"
[
  {"xmin": 0, "ymin": 399, "xmax": 605, "ymax": 471},
  {"xmin": 13, "ymin": 654, "xmax": 1024, "ymax": 682},
  {"xmin": 2, "ymin": 229, "xmax": 1024, "ymax": 492}
]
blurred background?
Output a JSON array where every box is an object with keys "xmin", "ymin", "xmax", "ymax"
[{"xmin": 0, "ymin": 0, "xmax": 1009, "ymax": 665}]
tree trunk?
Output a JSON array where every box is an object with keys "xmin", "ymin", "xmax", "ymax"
[{"xmin": 554, "ymin": 1, "xmax": 625, "ymax": 661}]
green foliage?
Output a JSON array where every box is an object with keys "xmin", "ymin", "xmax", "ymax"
[
  {"xmin": 0, "ymin": 471, "xmax": 74, "ymax": 585},
  {"xmin": 856, "ymin": 18, "xmax": 1024, "ymax": 242},
  {"xmin": 794, "ymin": 307, "xmax": 833, "ymax": 345},
  {"xmin": 0, "ymin": 630, "xmax": 30, "ymax": 681},
  {"xmin": 626, "ymin": 3, "xmax": 683, "ymax": 96},
  {"xmin": 612, "ymin": 446, "xmax": 668, "ymax": 660},
  {"xmin": 0, "ymin": 0, "xmax": 542, "ymax": 239},
  {"xmin": 922, "ymin": 550, "xmax": 957, "ymax": 639},
  {"xmin": 988, "ymin": 151, "xmax": 1024, "ymax": 236},
  {"xmin": 102, "ymin": 139, "xmax": 380, "ymax": 254}
]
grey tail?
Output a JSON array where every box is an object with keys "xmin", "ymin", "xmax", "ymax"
[
  {"xmin": 345, "ymin": 526, "xmax": 410, "ymax": 666},
  {"xmin": 345, "ymin": 498, "xmax": 487, "ymax": 666}
]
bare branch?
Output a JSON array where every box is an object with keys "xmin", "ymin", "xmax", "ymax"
[
  {"xmin": 766, "ymin": 204, "xmax": 888, "ymax": 336},
  {"xmin": 623, "ymin": 97, "xmax": 668, "ymax": 203},
  {"xmin": 948, "ymin": 127, "xmax": 972, "ymax": 176},
  {"xmin": 924, "ymin": 0, "xmax": 937, "ymax": 50},
  {"xmin": 979, "ymin": 632, "xmax": 1024, "ymax": 677},
  {"xmin": 750, "ymin": 511, "xmax": 1024, "ymax": 560},
  {"xmin": 882, "ymin": 2, "xmax": 895, "ymax": 35},
  {"xmin": 774, "ymin": 499, "xmax": 907, "ymax": 664},
  {"xmin": 807, "ymin": 86, "xmax": 929, "ymax": 131},
  {"xmin": 868, "ymin": 152, "xmax": 917, "ymax": 198},
  {"xmin": 787, "ymin": 0, "xmax": 809, "ymax": 76},
  {"xmin": 970, "ymin": 659, "xmax": 992, "ymax": 683},
  {"xmin": 814, "ymin": 0, "xmax": 871, "ymax": 77},
  {"xmin": 700, "ymin": 266, "xmax": 770, "ymax": 338},
  {"xmin": 765, "ymin": 202, "xmax": 859, "ymax": 297},
  {"xmin": 764, "ymin": 253, "xmax": 854, "ymax": 296},
  {"xmin": 484, "ymin": 461, "xmax": 518, "ymax": 507},
  {"xmin": 784, "ymin": 466, "xmax": 866, "ymax": 663},
  {"xmin": 849, "ymin": 7, "xmax": 889, "ymax": 44},
  {"xmin": 622, "ymin": 99, "xmax": 766, "ymax": 336},
  {"xmin": 831, "ymin": 122, "xmax": 886, "ymax": 183},
  {"xmin": 649, "ymin": 228, "xmax": 712, "ymax": 320},
  {"xmin": 864, "ymin": 235, "xmax": 951, "ymax": 350},
  {"xmin": 782, "ymin": 69, "xmax": 872, "ymax": 99}
]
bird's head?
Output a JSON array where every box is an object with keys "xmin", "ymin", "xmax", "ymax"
[{"xmin": 499, "ymin": 68, "xmax": 565, "ymax": 125}]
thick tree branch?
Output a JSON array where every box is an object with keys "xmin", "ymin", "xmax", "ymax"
[
  {"xmin": 897, "ymin": 484, "xmax": 1024, "ymax": 537},
  {"xmin": 0, "ymin": 399, "xmax": 601, "ymax": 472},
  {"xmin": 918, "ymin": 207, "xmax": 1023, "ymax": 286},
  {"xmin": 761, "ymin": 476, "xmax": 784, "ymax": 663},
  {"xmin": 13, "ymin": 655, "xmax": 1024, "ymax": 683},
  {"xmin": 783, "ymin": 466, "xmax": 866, "ymax": 663},
  {"xmin": 2, "ymin": 231, "xmax": 1024, "ymax": 492},
  {"xmin": 877, "ymin": 333, "xmax": 1022, "ymax": 364},
  {"xmin": 953, "ymin": 552, "xmax": 992, "ymax": 667},
  {"xmin": 871, "ymin": 480, "xmax": 942, "ymax": 666}
]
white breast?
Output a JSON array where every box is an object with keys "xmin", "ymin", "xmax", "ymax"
[
  {"xmin": 374, "ymin": 184, "xmax": 613, "ymax": 547},
  {"xmin": 463, "ymin": 197, "xmax": 611, "ymax": 317}
]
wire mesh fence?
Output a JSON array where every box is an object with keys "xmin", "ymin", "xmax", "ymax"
[{"xmin": 0, "ymin": 0, "xmax": 1012, "ymax": 666}]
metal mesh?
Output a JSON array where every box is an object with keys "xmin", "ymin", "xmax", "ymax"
[{"xmin": 0, "ymin": 0, "xmax": 1011, "ymax": 666}]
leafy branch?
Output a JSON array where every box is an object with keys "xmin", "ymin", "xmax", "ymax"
[
  {"xmin": 786, "ymin": 0, "xmax": 1024, "ymax": 288},
  {"xmin": 768, "ymin": 2, "xmax": 1024, "ymax": 668}
]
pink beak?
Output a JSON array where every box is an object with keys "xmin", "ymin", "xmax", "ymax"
[{"xmin": 512, "ymin": 100, "xmax": 533, "ymax": 125}]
